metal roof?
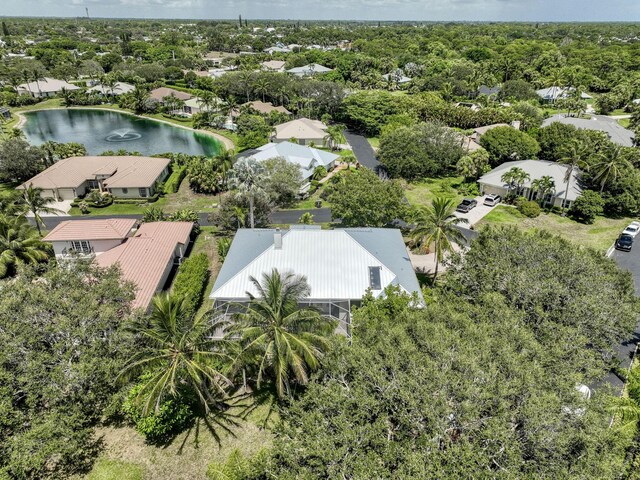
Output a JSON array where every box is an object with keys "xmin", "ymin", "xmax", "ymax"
[
  {"xmin": 210, "ymin": 228, "xmax": 423, "ymax": 303},
  {"xmin": 542, "ymin": 114, "xmax": 635, "ymax": 147},
  {"xmin": 478, "ymin": 159, "xmax": 583, "ymax": 201}
]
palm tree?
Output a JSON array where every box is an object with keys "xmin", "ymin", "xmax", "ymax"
[
  {"xmin": 608, "ymin": 396, "xmax": 640, "ymax": 436},
  {"xmin": 591, "ymin": 144, "xmax": 632, "ymax": 194},
  {"xmin": 32, "ymin": 68, "xmax": 45, "ymax": 97},
  {"xmin": 559, "ymin": 140, "xmax": 589, "ymax": 214},
  {"xmin": 213, "ymin": 148, "xmax": 235, "ymax": 189},
  {"xmin": 323, "ymin": 124, "xmax": 346, "ymax": 150},
  {"xmin": 229, "ymin": 269, "xmax": 334, "ymax": 399},
  {"xmin": 21, "ymin": 184, "xmax": 63, "ymax": 236},
  {"xmin": 228, "ymin": 157, "xmax": 266, "ymax": 229},
  {"xmin": 0, "ymin": 214, "xmax": 50, "ymax": 278},
  {"xmin": 253, "ymin": 76, "xmax": 271, "ymax": 103},
  {"xmin": 411, "ymin": 197, "xmax": 468, "ymax": 280},
  {"xmin": 232, "ymin": 206, "xmax": 247, "ymax": 229},
  {"xmin": 131, "ymin": 86, "xmax": 150, "ymax": 114},
  {"xmin": 530, "ymin": 175, "xmax": 555, "ymax": 205},
  {"xmin": 500, "ymin": 166, "xmax": 529, "ymax": 197},
  {"xmin": 120, "ymin": 293, "xmax": 231, "ymax": 415}
]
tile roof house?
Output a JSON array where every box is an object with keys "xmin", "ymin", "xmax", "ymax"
[
  {"xmin": 478, "ymin": 159, "xmax": 583, "ymax": 208},
  {"xmin": 17, "ymin": 77, "xmax": 81, "ymax": 98},
  {"xmin": 233, "ymin": 100, "xmax": 292, "ymax": 117},
  {"xmin": 17, "ymin": 156, "xmax": 171, "ymax": 201},
  {"xmin": 95, "ymin": 221, "xmax": 193, "ymax": 311},
  {"xmin": 87, "ymin": 81, "xmax": 135, "ymax": 96},
  {"xmin": 209, "ymin": 226, "xmax": 423, "ymax": 336},
  {"xmin": 272, "ymin": 117, "xmax": 328, "ymax": 145},
  {"xmin": 238, "ymin": 141, "xmax": 339, "ymax": 191},
  {"xmin": 542, "ymin": 114, "xmax": 635, "ymax": 147},
  {"xmin": 44, "ymin": 218, "xmax": 137, "ymax": 261},
  {"xmin": 286, "ymin": 63, "xmax": 333, "ymax": 77},
  {"xmin": 261, "ymin": 60, "xmax": 287, "ymax": 72},
  {"xmin": 149, "ymin": 87, "xmax": 193, "ymax": 103}
]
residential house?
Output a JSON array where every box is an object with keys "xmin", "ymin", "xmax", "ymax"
[
  {"xmin": 542, "ymin": 114, "xmax": 635, "ymax": 147},
  {"xmin": 382, "ymin": 72, "xmax": 412, "ymax": 85},
  {"xmin": 43, "ymin": 218, "xmax": 137, "ymax": 261},
  {"xmin": 233, "ymin": 100, "xmax": 292, "ymax": 118},
  {"xmin": 461, "ymin": 123, "xmax": 512, "ymax": 152},
  {"xmin": 286, "ymin": 63, "xmax": 333, "ymax": 77},
  {"xmin": 237, "ymin": 141, "xmax": 339, "ymax": 192},
  {"xmin": 87, "ymin": 81, "xmax": 135, "ymax": 96},
  {"xmin": 95, "ymin": 221, "xmax": 194, "ymax": 311},
  {"xmin": 478, "ymin": 85, "xmax": 501, "ymax": 97},
  {"xmin": 209, "ymin": 226, "xmax": 424, "ymax": 337},
  {"xmin": 203, "ymin": 51, "xmax": 238, "ymax": 66},
  {"xmin": 261, "ymin": 60, "xmax": 286, "ymax": 72},
  {"xmin": 536, "ymin": 86, "xmax": 570, "ymax": 102},
  {"xmin": 478, "ymin": 159, "xmax": 583, "ymax": 209},
  {"xmin": 264, "ymin": 46, "xmax": 292, "ymax": 54},
  {"xmin": 17, "ymin": 77, "xmax": 81, "ymax": 98},
  {"xmin": 182, "ymin": 96, "xmax": 222, "ymax": 115},
  {"xmin": 272, "ymin": 117, "xmax": 328, "ymax": 145},
  {"xmin": 17, "ymin": 156, "xmax": 171, "ymax": 201},
  {"xmin": 455, "ymin": 102, "xmax": 482, "ymax": 111},
  {"xmin": 149, "ymin": 87, "xmax": 192, "ymax": 104}
]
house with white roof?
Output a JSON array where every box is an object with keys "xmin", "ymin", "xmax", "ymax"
[
  {"xmin": 478, "ymin": 159, "xmax": 583, "ymax": 209},
  {"xmin": 87, "ymin": 81, "xmax": 135, "ymax": 96},
  {"xmin": 238, "ymin": 141, "xmax": 339, "ymax": 191},
  {"xmin": 286, "ymin": 63, "xmax": 333, "ymax": 77},
  {"xmin": 272, "ymin": 117, "xmax": 328, "ymax": 145},
  {"xmin": 209, "ymin": 226, "xmax": 424, "ymax": 337},
  {"xmin": 542, "ymin": 114, "xmax": 635, "ymax": 147},
  {"xmin": 261, "ymin": 60, "xmax": 286, "ymax": 72},
  {"xmin": 17, "ymin": 77, "xmax": 81, "ymax": 98},
  {"xmin": 536, "ymin": 86, "xmax": 570, "ymax": 102}
]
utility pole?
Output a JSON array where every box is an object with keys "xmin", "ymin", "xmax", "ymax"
[
  {"xmin": 86, "ymin": 7, "xmax": 89, "ymax": 19},
  {"xmin": 238, "ymin": 14, "xmax": 242, "ymax": 28}
]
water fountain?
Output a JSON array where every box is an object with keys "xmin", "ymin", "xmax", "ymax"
[{"xmin": 105, "ymin": 128, "xmax": 142, "ymax": 142}]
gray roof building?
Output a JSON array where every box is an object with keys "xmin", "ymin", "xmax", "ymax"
[{"xmin": 542, "ymin": 114, "xmax": 635, "ymax": 147}]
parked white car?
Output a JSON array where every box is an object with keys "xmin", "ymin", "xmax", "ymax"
[
  {"xmin": 483, "ymin": 194, "xmax": 501, "ymax": 207},
  {"xmin": 622, "ymin": 221, "xmax": 640, "ymax": 237}
]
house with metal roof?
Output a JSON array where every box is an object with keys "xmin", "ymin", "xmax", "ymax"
[
  {"xmin": 17, "ymin": 156, "xmax": 170, "ymax": 201},
  {"xmin": 237, "ymin": 141, "xmax": 339, "ymax": 190},
  {"xmin": 209, "ymin": 226, "xmax": 424, "ymax": 337},
  {"xmin": 542, "ymin": 114, "xmax": 635, "ymax": 147},
  {"xmin": 478, "ymin": 159, "xmax": 583, "ymax": 208},
  {"xmin": 536, "ymin": 86, "xmax": 570, "ymax": 102},
  {"xmin": 286, "ymin": 63, "xmax": 333, "ymax": 77}
]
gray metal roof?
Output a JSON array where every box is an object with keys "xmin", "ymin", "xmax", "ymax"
[
  {"xmin": 210, "ymin": 227, "xmax": 423, "ymax": 303},
  {"xmin": 478, "ymin": 159, "xmax": 583, "ymax": 201},
  {"xmin": 542, "ymin": 114, "xmax": 635, "ymax": 147}
]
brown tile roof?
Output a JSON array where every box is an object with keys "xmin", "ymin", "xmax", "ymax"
[
  {"xmin": 18, "ymin": 156, "xmax": 171, "ymax": 191},
  {"xmin": 43, "ymin": 218, "xmax": 137, "ymax": 242},
  {"xmin": 149, "ymin": 87, "xmax": 193, "ymax": 101},
  {"xmin": 241, "ymin": 100, "xmax": 291, "ymax": 116},
  {"xmin": 95, "ymin": 222, "xmax": 193, "ymax": 311}
]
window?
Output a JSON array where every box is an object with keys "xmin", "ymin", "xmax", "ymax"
[
  {"xmin": 138, "ymin": 188, "xmax": 147, "ymax": 197},
  {"xmin": 369, "ymin": 266, "xmax": 382, "ymax": 290},
  {"xmin": 70, "ymin": 240, "xmax": 91, "ymax": 253},
  {"xmin": 122, "ymin": 188, "xmax": 128, "ymax": 194}
]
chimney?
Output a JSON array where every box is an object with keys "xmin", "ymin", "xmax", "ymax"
[{"xmin": 274, "ymin": 228, "xmax": 282, "ymax": 249}]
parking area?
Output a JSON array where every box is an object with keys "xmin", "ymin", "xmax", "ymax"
[{"xmin": 453, "ymin": 195, "xmax": 499, "ymax": 226}]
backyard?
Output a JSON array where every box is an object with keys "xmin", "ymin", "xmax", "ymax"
[
  {"xmin": 478, "ymin": 205, "xmax": 632, "ymax": 252},
  {"xmin": 403, "ymin": 176, "xmax": 465, "ymax": 209}
]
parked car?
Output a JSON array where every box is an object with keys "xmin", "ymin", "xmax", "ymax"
[
  {"xmin": 615, "ymin": 234, "xmax": 634, "ymax": 251},
  {"xmin": 456, "ymin": 198, "xmax": 477, "ymax": 213},
  {"xmin": 622, "ymin": 221, "xmax": 640, "ymax": 237},
  {"xmin": 483, "ymin": 194, "xmax": 501, "ymax": 207}
]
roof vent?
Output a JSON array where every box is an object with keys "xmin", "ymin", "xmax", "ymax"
[{"xmin": 274, "ymin": 228, "xmax": 282, "ymax": 249}]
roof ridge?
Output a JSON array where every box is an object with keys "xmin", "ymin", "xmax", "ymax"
[{"xmin": 343, "ymin": 229, "xmax": 399, "ymax": 283}]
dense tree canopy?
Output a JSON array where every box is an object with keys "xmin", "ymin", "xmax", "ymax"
[{"xmin": 479, "ymin": 126, "xmax": 541, "ymax": 166}]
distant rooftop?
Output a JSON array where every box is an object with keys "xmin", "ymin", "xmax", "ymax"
[{"xmin": 542, "ymin": 114, "xmax": 635, "ymax": 147}]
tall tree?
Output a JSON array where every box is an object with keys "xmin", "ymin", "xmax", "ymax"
[
  {"xmin": 559, "ymin": 140, "xmax": 589, "ymax": 213},
  {"xmin": 591, "ymin": 144, "xmax": 632, "ymax": 194},
  {"xmin": 21, "ymin": 184, "xmax": 63, "ymax": 236},
  {"xmin": 410, "ymin": 197, "xmax": 468, "ymax": 279},
  {"xmin": 228, "ymin": 157, "xmax": 266, "ymax": 229},
  {"xmin": 323, "ymin": 124, "xmax": 346, "ymax": 150},
  {"xmin": 0, "ymin": 214, "xmax": 49, "ymax": 278},
  {"xmin": 229, "ymin": 268, "xmax": 334, "ymax": 399}
]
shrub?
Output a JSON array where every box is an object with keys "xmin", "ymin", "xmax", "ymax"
[
  {"xmin": 172, "ymin": 252, "xmax": 210, "ymax": 318},
  {"xmin": 78, "ymin": 201, "xmax": 90, "ymax": 214},
  {"xmin": 207, "ymin": 449, "xmax": 270, "ymax": 480},
  {"xmin": 164, "ymin": 165, "xmax": 188, "ymax": 194},
  {"xmin": 122, "ymin": 379, "xmax": 194, "ymax": 442},
  {"xmin": 570, "ymin": 190, "xmax": 604, "ymax": 224},
  {"xmin": 516, "ymin": 198, "xmax": 541, "ymax": 218},
  {"xmin": 457, "ymin": 182, "xmax": 479, "ymax": 197},
  {"xmin": 217, "ymin": 238, "xmax": 231, "ymax": 261}
]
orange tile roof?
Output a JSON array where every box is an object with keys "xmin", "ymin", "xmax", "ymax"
[
  {"xmin": 43, "ymin": 218, "xmax": 137, "ymax": 242},
  {"xmin": 95, "ymin": 222, "xmax": 193, "ymax": 311}
]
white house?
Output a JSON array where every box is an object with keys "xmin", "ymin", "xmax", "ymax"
[
  {"xmin": 43, "ymin": 218, "xmax": 137, "ymax": 261},
  {"xmin": 209, "ymin": 226, "xmax": 424, "ymax": 337},
  {"xmin": 261, "ymin": 60, "xmax": 286, "ymax": 72},
  {"xmin": 17, "ymin": 156, "xmax": 171, "ymax": 201},
  {"xmin": 478, "ymin": 159, "xmax": 583, "ymax": 209},
  {"xmin": 542, "ymin": 114, "xmax": 635, "ymax": 147},
  {"xmin": 536, "ymin": 86, "xmax": 570, "ymax": 102},
  {"xmin": 17, "ymin": 77, "xmax": 81, "ymax": 98},
  {"xmin": 87, "ymin": 81, "xmax": 135, "ymax": 96},
  {"xmin": 286, "ymin": 63, "xmax": 333, "ymax": 77},
  {"xmin": 272, "ymin": 117, "xmax": 328, "ymax": 145}
]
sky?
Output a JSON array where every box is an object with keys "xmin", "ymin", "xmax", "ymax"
[{"xmin": 3, "ymin": 0, "xmax": 640, "ymax": 22}]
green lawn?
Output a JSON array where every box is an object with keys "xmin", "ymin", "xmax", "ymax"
[
  {"xmin": 69, "ymin": 197, "xmax": 168, "ymax": 216},
  {"xmin": 619, "ymin": 118, "xmax": 631, "ymax": 128},
  {"xmin": 608, "ymin": 108, "xmax": 627, "ymax": 117},
  {"xmin": 85, "ymin": 459, "xmax": 144, "ymax": 480},
  {"xmin": 403, "ymin": 176, "xmax": 465, "ymax": 209},
  {"xmin": 479, "ymin": 205, "xmax": 631, "ymax": 252},
  {"xmin": 366, "ymin": 137, "xmax": 380, "ymax": 149}
]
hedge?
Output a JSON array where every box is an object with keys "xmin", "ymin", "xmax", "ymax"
[
  {"xmin": 172, "ymin": 252, "xmax": 210, "ymax": 318},
  {"xmin": 112, "ymin": 193, "xmax": 161, "ymax": 204},
  {"xmin": 164, "ymin": 165, "xmax": 188, "ymax": 194}
]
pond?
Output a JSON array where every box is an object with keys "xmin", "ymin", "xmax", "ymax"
[{"xmin": 21, "ymin": 109, "xmax": 221, "ymax": 156}]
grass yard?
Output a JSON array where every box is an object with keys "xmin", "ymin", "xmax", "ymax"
[
  {"xmin": 69, "ymin": 197, "xmax": 169, "ymax": 216},
  {"xmin": 478, "ymin": 205, "xmax": 631, "ymax": 252},
  {"xmin": 366, "ymin": 136, "xmax": 380, "ymax": 149},
  {"xmin": 608, "ymin": 108, "xmax": 627, "ymax": 117},
  {"xmin": 619, "ymin": 118, "xmax": 631, "ymax": 128},
  {"xmin": 163, "ymin": 178, "xmax": 219, "ymax": 213},
  {"xmin": 85, "ymin": 459, "xmax": 144, "ymax": 480},
  {"xmin": 403, "ymin": 176, "xmax": 465, "ymax": 209}
]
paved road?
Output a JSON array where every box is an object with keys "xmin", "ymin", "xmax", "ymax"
[
  {"xmin": 602, "ymin": 246, "xmax": 640, "ymax": 393},
  {"xmin": 344, "ymin": 130, "xmax": 380, "ymax": 172},
  {"xmin": 34, "ymin": 208, "xmax": 334, "ymax": 230}
]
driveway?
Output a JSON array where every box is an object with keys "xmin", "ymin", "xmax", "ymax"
[
  {"xmin": 453, "ymin": 195, "xmax": 498, "ymax": 226},
  {"xmin": 25, "ymin": 199, "xmax": 72, "ymax": 217},
  {"xmin": 343, "ymin": 130, "xmax": 380, "ymax": 172}
]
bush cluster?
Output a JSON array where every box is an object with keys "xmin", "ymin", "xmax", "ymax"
[
  {"xmin": 164, "ymin": 165, "xmax": 188, "ymax": 194},
  {"xmin": 172, "ymin": 252, "xmax": 210, "ymax": 318},
  {"xmin": 516, "ymin": 197, "xmax": 541, "ymax": 217}
]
